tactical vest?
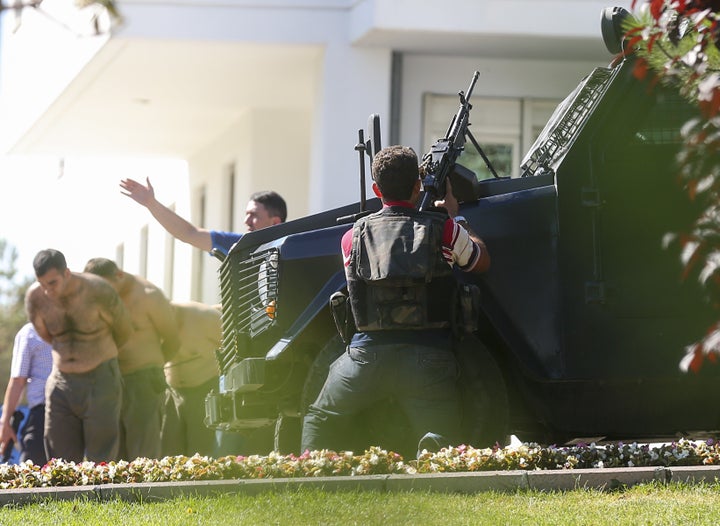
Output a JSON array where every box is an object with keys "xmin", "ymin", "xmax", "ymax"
[{"xmin": 346, "ymin": 206, "xmax": 455, "ymax": 331}]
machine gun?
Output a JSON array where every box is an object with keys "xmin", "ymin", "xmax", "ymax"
[{"xmin": 418, "ymin": 70, "xmax": 498, "ymax": 212}]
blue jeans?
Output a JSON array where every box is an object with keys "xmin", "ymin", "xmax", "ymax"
[
  {"xmin": 20, "ymin": 404, "xmax": 46, "ymax": 465},
  {"xmin": 301, "ymin": 342, "xmax": 461, "ymax": 453}
]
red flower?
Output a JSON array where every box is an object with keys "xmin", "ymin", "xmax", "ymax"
[{"xmin": 633, "ymin": 58, "xmax": 649, "ymax": 80}]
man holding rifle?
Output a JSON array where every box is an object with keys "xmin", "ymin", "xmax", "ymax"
[{"xmin": 301, "ymin": 145, "xmax": 490, "ymax": 455}]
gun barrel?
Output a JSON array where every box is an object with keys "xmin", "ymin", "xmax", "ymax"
[
  {"xmin": 447, "ymin": 71, "xmax": 479, "ymax": 139},
  {"xmin": 465, "ymin": 70, "xmax": 480, "ymax": 101}
]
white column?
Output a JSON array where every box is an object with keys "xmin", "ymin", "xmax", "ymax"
[{"xmin": 308, "ymin": 43, "xmax": 392, "ymax": 213}]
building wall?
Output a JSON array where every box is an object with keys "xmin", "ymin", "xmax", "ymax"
[
  {"xmin": 183, "ymin": 106, "xmax": 314, "ymax": 302},
  {"xmin": 0, "ymin": 0, "xmax": 634, "ymax": 304},
  {"xmin": 399, "ymin": 54, "xmax": 611, "ymax": 153}
]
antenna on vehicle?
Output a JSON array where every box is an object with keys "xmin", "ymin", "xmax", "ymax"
[
  {"xmin": 355, "ymin": 129, "xmax": 368, "ymax": 213},
  {"xmin": 338, "ymin": 114, "xmax": 382, "ymax": 224}
]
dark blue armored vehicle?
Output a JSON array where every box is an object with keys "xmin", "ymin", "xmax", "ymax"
[{"xmin": 205, "ymin": 7, "xmax": 719, "ymax": 455}]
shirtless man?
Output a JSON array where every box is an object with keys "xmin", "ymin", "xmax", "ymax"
[
  {"xmin": 162, "ymin": 301, "xmax": 221, "ymax": 457},
  {"xmin": 25, "ymin": 249, "xmax": 132, "ymax": 463},
  {"xmin": 84, "ymin": 258, "xmax": 180, "ymax": 460}
]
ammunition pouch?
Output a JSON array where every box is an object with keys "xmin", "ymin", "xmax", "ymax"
[
  {"xmin": 453, "ymin": 283, "xmax": 481, "ymax": 338},
  {"xmin": 329, "ymin": 291, "xmax": 354, "ymax": 345}
]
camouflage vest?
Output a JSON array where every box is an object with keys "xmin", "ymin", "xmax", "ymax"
[{"xmin": 347, "ymin": 206, "xmax": 455, "ymax": 331}]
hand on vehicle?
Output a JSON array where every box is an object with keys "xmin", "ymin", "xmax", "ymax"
[{"xmin": 433, "ymin": 178, "xmax": 459, "ymax": 218}]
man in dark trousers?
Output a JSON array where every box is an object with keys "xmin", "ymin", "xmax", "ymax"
[
  {"xmin": 301, "ymin": 145, "xmax": 490, "ymax": 455},
  {"xmin": 161, "ymin": 301, "xmax": 221, "ymax": 457},
  {"xmin": 84, "ymin": 258, "xmax": 179, "ymax": 460},
  {"xmin": 0, "ymin": 322, "xmax": 52, "ymax": 465},
  {"xmin": 26, "ymin": 249, "xmax": 133, "ymax": 462}
]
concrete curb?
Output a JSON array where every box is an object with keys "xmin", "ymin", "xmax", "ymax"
[{"xmin": 1, "ymin": 465, "xmax": 719, "ymax": 505}]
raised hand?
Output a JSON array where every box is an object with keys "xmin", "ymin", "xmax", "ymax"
[{"xmin": 120, "ymin": 177, "xmax": 155, "ymax": 207}]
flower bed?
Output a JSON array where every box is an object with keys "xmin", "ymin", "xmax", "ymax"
[{"xmin": 1, "ymin": 440, "xmax": 718, "ymax": 489}]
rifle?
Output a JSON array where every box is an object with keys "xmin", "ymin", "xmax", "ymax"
[{"xmin": 418, "ymin": 71, "xmax": 498, "ymax": 212}]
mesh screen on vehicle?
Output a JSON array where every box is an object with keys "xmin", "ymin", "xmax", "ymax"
[
  {"xmin": 217, "ymin": 247, "xmax": 279, "ymax": 372},
  {"xmin": 521, "ymin": 67, "xmax": 614, "ymax": 177}
]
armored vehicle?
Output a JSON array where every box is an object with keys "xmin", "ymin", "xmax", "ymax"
[{"xmin": 205, "ymin": 7, "xmax": 719, "ymax": 455}]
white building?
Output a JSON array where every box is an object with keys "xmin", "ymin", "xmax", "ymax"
[{"xmin": 0, "ymin": 0, "xmax": 632, "ymax": 303}]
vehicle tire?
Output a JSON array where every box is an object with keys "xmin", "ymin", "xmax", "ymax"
[
  {"xmin": 300, "ymin": 334, "xmax": 346, "ymax": 414},
  {"xmin": 274, "ymin": 414, "xmax": 302, "ymax": 455},
  {"xmin": 455, "ymin": 335, "xmax": 510, "ymax": 448}
]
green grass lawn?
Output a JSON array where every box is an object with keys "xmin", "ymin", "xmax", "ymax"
[{"xmin": 1, "ymin": 482, "xmax": 720, "ymax": 525}]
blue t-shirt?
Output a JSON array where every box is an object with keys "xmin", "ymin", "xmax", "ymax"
[{"xmin": 210, "ymin": 231, "xmax": 243, "ymax": 256}]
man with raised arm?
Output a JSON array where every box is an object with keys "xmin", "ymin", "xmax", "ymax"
[
  {"xmin": 25, "ymin": 249, "xmax": 133, "ymax": 463},
  {"xmin": 119, "ymin": 177, "xmax": 287, "ymax": 255}
]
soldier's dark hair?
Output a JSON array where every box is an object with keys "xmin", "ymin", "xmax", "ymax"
[
  {"xmin": 83, "ymin": 257, "xmax": 120, "ymax": 278},
  {"xmin": 371, "ymin": 146, "xmax": 419, "ymax": 201},
  {"xmin": 33, "ymin": 249, "xmax": 67, "ymax": 278},
  {"xmin": 250, "ymin": 191, "xmax": 287, "ymax": 223}
]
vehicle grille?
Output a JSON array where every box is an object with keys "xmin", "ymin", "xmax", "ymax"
[
  {"xmin": 521, "ymin": 66, "xmax": 614, "ymax": 177},
  {"xmin": 217, "ymin": 247, "xmax": 279, "ymax": 372}
]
